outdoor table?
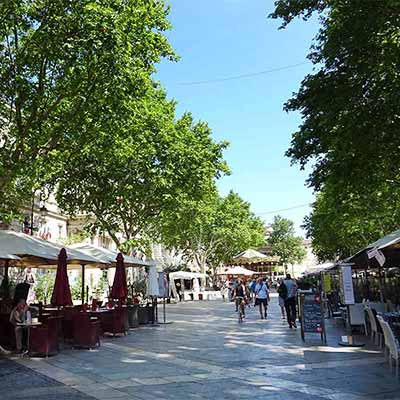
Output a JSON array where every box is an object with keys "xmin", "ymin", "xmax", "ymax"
[
  {"xmin": 16, "ymin": 321, "xmax": 42, "ymax": 356},
  {"xmin": 43, "ymin": 307, "xmax": 59, "ymax": 312},
  {"xmin": 86, "ymin": 309, "xmax": 113, "ymax": 334}
]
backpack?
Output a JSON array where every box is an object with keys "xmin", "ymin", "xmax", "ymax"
[{"xmin": 277, "ymin": 282, "xmax": 288, "ymax": 300}]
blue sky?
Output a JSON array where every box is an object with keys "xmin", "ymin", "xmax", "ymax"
[{"xmin": 156, "ymin": 1, "xmax": 320, "ymax": 235}]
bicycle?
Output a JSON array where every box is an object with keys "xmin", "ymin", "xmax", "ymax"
[{"xmin": 236, "ymin": 296, "xmax": 246, "ymax": 323}]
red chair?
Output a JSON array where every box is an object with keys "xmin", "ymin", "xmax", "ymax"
[
  {"xmin": 101, "ymin": 308, "xmax": 127, "ymax": 337},
  {"xmin": 73, "ymin": 313, "xmax": 101, "ymax": 349},
  {"xmin": 30, "ymin": 316, "xmax": 59, "ymax": 357},
  {"xmin": 62, "ymin": 307, "xmax": 79, "ymax": 343},
  {"xmin": 0, "ymin": 312, "xmax": 15, "ymax": 349}
]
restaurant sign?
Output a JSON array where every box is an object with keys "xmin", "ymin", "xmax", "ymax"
[
  {"xmin": 300, "ymin": 292, "xmax": 326, "ymax": 343},
  {"xmin": 367, "ymin": 247, "xmax": 386, "ymax": 267},
  {"xmin": 340, "ymin": 265, "xmax": 355, "ymax": 305}
]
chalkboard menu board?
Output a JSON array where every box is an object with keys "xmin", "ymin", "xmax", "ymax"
[{"xmin": 300, "ymin": 293, "xmax": 326, "ymax": 343}]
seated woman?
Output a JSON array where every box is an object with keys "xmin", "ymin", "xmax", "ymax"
[{"xmin": 9, "ymin": 299, "xmax": 28, "ymax": 353}]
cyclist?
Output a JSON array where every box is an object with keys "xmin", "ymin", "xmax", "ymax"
[{"xmin": 233, "ymin": 279, "xmax": 247, "ymax": 317}]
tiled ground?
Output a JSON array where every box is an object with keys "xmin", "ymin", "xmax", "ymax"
[
  {"xmin": 2, "ymin": 294, "xmax": 400, "ymax": 399},
  {"xmin": 0, "ymin": 358, "xmax": 93, "ymax": 400}
]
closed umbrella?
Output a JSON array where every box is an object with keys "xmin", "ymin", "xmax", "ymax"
[
  {"xmin": 51, "ymin": 248, "xmax": 73, "ymax": 306},
  {"xmin": 146, "ymin": 265, "xmax": 159, "ymax": 297},
  {"xmin": 111, "ymin": 253, "xmax": 128, "ymax": 300}
]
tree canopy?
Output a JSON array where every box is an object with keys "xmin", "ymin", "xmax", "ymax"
[
  {"xmin": 267, "ymin": 215, "xmax": 306, "ymax": 266},
  {"xmin": 304, "ymin": 181, "xmax": 400, "ymax": 261},
  {"xmin": 160, "ymin": 190, "xmax": 265, "ymax": 273},
  {"xmin": 0, "ymin": 0, "xmax": 175, "ymax": 222},
  {"xmin": 271, "ymin": 0, "xmax": 400, "ymax": 259},
  {"xmin": 54, "ymin": 90, "xmax": 229, "ymax": 252}
]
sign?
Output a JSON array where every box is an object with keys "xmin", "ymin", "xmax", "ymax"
[
  {"xmin": 300, "ymin": 293, "xmax": 326, "ymax": 343},
  {"xmin": 340, "ymin": 265, "xmax": 355, "ymax": 305},
  {"xmin": 367, "ymin": 247, "xmax": 386, "ymax": 267}
]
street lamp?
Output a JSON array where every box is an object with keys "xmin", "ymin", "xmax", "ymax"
[{"xmin": 24, "ymin": 191, "xmax": 48, "ymax": 235}]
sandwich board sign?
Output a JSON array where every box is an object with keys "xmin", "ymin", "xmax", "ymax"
[{"xmin": 300, "ymin": 292, "xmax": 326, "ymax": 344}]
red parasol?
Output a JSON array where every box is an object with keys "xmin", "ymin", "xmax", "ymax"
[
  {"xmin": 51, "ymin": 248, "xmax": 73, "ymax": 306},
  {"xmin": 111, "ymin": 253, "xmax": 128, "ymax": 300}
]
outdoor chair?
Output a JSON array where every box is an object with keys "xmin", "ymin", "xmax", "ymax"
[
  {"xmin": 368, "ymin": 302, "xmax": 387, "ymax": 313},
  {"xmin": 365, "ymin": 306, "xmax": 383, "ymax": 347},
  {"xmin": 72, "ymin": 313, "xmax": 101, "ymax": 349},
  {"xmin": 62, "ymin": 307, "xmax": 79, "ymax": 343},
  {"xmin": 377, "ymin": 316, "xmax": 400, "ymax": 377},
  {"xmin": 377, "ymin": 315, "xmax": 389, "ymax": 359},
  {"xmin": 348, "ymin": 304, "xmax": 367, "ymax": 334},
  {"xmin": 101, "ymin": 308, "xmax": 127, "ymax": 337},
  {"xmin": 387, "ymin": 300, "xmax": 396, "ymax": 312},
  {"xmin": 30, "ymin": 316, "xmax": 59, "ymax": 357},
  {"xmin": 0, "ymin": 312, "xmax": 15, "ymax": 349}
]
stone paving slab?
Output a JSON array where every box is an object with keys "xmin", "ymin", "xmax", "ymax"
[
  {"xmin": 0, "ymin": 358, "xmax": 94, "ymax": 400},
  {"xmin": 2, "ymin": 295, "xmax": 400, "ymax": 399}
]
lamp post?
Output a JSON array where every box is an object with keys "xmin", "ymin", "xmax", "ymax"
[{"xmin": 25, "ymin": 191, "xmax": 48, "ymax": 236}]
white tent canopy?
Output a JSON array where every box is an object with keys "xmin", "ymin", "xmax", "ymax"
[
  {"xmin": 222, "ymin": 266, "xmax": 255, "ymax": 276},
  {"xmin": 168, "ymin": 271, "xmax": 208, "ymax": 299},
  {"xmin": 303, "ymin": 262, "xmax": 335, "ymax": 276},
  {"xmin": 70, "ymin": 243, "xmax": 150, "ymax": 268},
  {"xmin": 0, "ymin": 230, "xmax": 102, "ymax": 267},
  {"xmin": 233, "ymin": 249, "xmax": 267, "ymax": 260},
  {"xmin": 169, "ymin": 271, "xmax": 208, "ymax": 280}
]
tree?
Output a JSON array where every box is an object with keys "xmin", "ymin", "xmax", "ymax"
[
  {"xmin": 267, "ymin": 215, "xmax": 306, "ymax": 268},
  {"xmin": 35, "ymin": 272, "xmax": 55, "ymax": 304},
  {"xmin": 271, "ymin": 1, "xmax": 400, "ymax": 191},
  {"xmin": 54, "ymin": 89, "xmax": 229, "ymax": 253},
  {"xmin": 160, "ymin": 190, "xmax": 265, "ymax": 273},
  {"xmin": 271, "ymin": 1, "xmax": 400, "ymax": 259},
  {"xmin": 0, "ymin": 0, "xmax": 175, "ymax": 222},
  {"xmin": 303, "ymin": 181, "xmax": 400, "ymax": 261}
]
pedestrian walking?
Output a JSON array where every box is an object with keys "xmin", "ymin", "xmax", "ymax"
[
  {"xmin": 254, "ymin": 278, "xmax": 269, "ymax": 319},
  {"xmin": 277, "ymin": 279, "xmax": 286, "ymax": 320},
  {"xmin": 249, "ymin": 278, "xmax": 257, "ymax": 301},
  {"xmin": 221, "ymin": 280, "xmax": 229, "ymax": 302},
  {"xmin": 283, "ymin": 274, "xmax": 298, "ymax": 328}
]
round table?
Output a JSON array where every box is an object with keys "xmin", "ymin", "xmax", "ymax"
[{"xmin": 16, "ymin": 321, "xmax": 42, "ymax": 356}]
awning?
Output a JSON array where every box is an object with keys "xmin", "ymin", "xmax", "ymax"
[
  {"xmin": 303, "ymin": 262, "xmax": 335, "ymax": 276},
  {"xmin": 0, "ymin": 252, "xmax": 21, "ymax": 261},
  {"xmin": 0, "ymin": 230, "xmax": 102, "ymax": 267},
  {"xmin": 233, "ymin": 249, "xmax": 267, "ymax": 260},
  {"xmin": 70, "ymin": 243, "xmax": 150, "ymax": 267},
  {"xmin": 347, "ymin": 229, "xmax": 400, "ymax": 269}
]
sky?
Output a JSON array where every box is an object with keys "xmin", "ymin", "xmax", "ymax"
[{"xmin": 156, "ymin": 0, "xmax": 321, "ymax": 236}]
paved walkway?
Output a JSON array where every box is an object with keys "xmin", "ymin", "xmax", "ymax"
[{"xmin": 2, "ymin": 294, "xmax": 400, "ymax": 399}]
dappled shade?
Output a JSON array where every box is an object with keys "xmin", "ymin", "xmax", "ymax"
[
  {"xmin": 51, "ymin": 248, "xmax": 73, "ymax": 306},
  {"xmin": 111, "ymin": 253, "xmax": 128, "ymax": 300}
]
